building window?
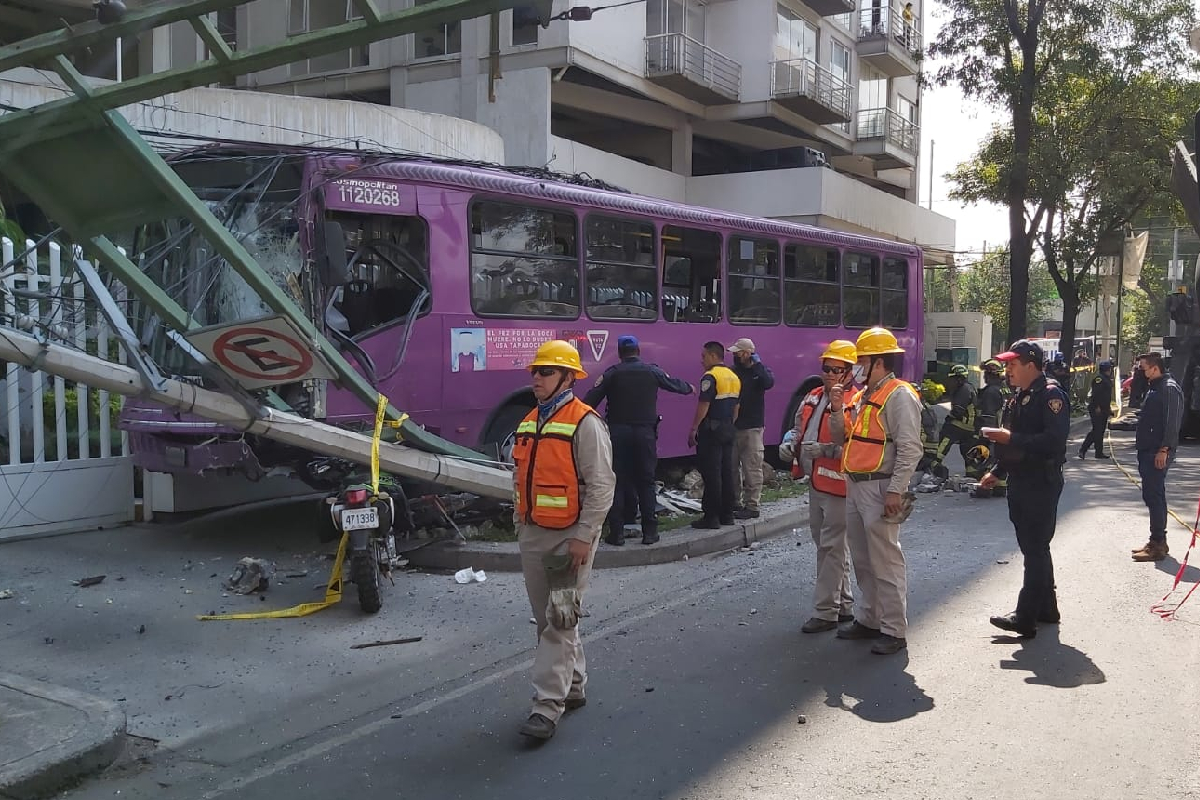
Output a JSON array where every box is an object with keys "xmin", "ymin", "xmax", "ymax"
[
  {"xmin": 647, "ymin": 0, "xmax": 705, "ymax": 39},
  {"xmin": 882, "ymin": 256, "xmax": 909, "ymax": 329},
  {"xmin": 728, "ymin": 237, "xmax": 781, "ymax": 325},
  {"xmin": 512, "ymin": 5, "xmax": 541, "ymax": 46},
  {"xmin": 662, "ymin": 226, "xmax": 721, "ymax": 323},
  {"xmin": 830, "ymin": 41, "xmax": 850, "ymax": 83},
  {"xmin": 287, "ymin": 0, "xmax": 368, "ymax": 75},
  {"xmin": 784, "ymin": 244, "xmax": 840, "ymax": 327},
  {"xmin": 775, "ymin": 6, "xmax": 817, "ymax": 63},
  {"xmin": 585, "ymin": 216, "xmax": 657, "ymax": 321},
  {"xmin": 414, "ymin": 0, "xmax": 462, "ymax": 59},
  {"xmin": 842, "ymin": 251, "xmax": 880, "ymax": 328},
  {"xmin": 469, "ymin": 201, "xmax": 580, "ymax": 319}
]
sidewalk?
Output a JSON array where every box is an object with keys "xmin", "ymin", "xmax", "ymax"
[
  {"xmin": 404, "ymin": 494, "xmax": 809, "ymax": 572},
  {"xmin": 0, "ymin": 673, "xmax": 125, "ymax": 800}
]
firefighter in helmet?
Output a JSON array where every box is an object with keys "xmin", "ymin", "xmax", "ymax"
[{"xmin": 928, "ymin": 364, "xmax": 980, "ymax": 479}]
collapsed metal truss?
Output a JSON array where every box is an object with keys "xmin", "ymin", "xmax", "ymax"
[{"xmin": 0, "ymin": 0, "xmax": 552, "ymax": 463}]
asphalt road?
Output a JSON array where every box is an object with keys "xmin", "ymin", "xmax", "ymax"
[{"xmin": 25, "ymin": 429, "xmax": 1200, "ymax": 799}]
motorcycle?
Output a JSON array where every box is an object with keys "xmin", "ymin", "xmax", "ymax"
[{"xmin": 312, "ymin": 457, "xmax": 414, "ymax": 613}]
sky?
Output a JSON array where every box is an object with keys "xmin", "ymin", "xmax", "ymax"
[
  {"xmin": 920, "ymin": 2, "xmax": 1200, "ymax": 262},
  {"xmin": 918, "ymin": 6, "xmax": 1008, "ymax": 262}
]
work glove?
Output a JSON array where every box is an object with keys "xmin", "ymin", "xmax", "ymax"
[
  {"xmin": 542, "ymin": 551, "xmax": 582, "ymax": 630},
  {"xmin": 778, "ymin": 430, "xmax": 797, "ymax": 462}
]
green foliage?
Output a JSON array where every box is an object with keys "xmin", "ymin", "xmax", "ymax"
[
  {"xmin": 0, "ymin": 196, "xmax": 26, "ymax": 246},
  {"xmin": 930, "ymin": 0, "xmax": 1197, "ymax": 340},
  {"xmin": 921, "ymin": 379, "xmax": 946, "ymax": 403},
  {"xmin": 926, "ymin": 248, "xmax": 1060, "ymax": 345}
]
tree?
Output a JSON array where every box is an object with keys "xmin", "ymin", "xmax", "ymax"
[
  {"xmin": 926, "ymin": 247, "xmax": 1059, "ymax": 345},
  {"xmin": 930, "ymin": 0, "xmax": 1195, "ymax": 342}
]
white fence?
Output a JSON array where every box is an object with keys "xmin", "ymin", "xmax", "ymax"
[{"xmin": 0, "ymin": 237, "xmax": 135, "ymax": 540}]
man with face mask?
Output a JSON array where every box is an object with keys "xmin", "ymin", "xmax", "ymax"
[
  {"xmin": 779, "ymin": 340, "xmax": 859, "ymax": 633},
  {"xmin": 829, "ymin": 328, "xmax": 923, "ymax": 655}
]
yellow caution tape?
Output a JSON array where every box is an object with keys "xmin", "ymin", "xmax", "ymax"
[
  {"xmin": 372, "ymin": 393, "xmax": 387, "ymax": 496},
  {"xmin": 197, "ymin": 532, "xmax": 349, "ymax": 621}
]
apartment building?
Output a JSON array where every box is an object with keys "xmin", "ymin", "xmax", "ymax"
[{"xmin": 7, "ymin": 0, "xmax": 955, "ymax": 260}]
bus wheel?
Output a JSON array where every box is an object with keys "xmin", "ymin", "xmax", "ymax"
[{"xmin": 482, "ymin": 402, "xmax": 533, "ymax": 464}]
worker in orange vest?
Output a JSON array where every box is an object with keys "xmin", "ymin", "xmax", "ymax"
[
  {"xmin": 511, "ymin": 340, "xmax": 615, "ymax": 740},
  {"xmin": 829, "ymin": 327, "xmax": 923, "ymax": 656},
  {"xmin": 780, "ymin": 340, "xmax": 860, "ymax": 634}
]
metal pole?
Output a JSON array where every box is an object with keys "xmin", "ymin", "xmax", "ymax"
[
  {"xmin": 116, "ymin": 36, "xmax": 122, "ymax": 82},
  {"xmin": 927, "ymin": 139, "xmax": 934, "ymax": 210},
  {"xmin": 0, "ymin": 327, "xmax": 514, "ymax": 499},
  {"xmin": 1115, "ymin": 240, "xmax": 1126, "ymax": 371},
  {"xmin": 1170, "ymin": 226, "xmax": 1181, "ymax": 338}
]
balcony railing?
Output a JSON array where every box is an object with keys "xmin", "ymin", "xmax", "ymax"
[
  {"xmin": 771, "ymin": 58, "xmax": 852, "ymax": 120},
  {"xmin": 645, "ymin": 33, "xmax": 741, "ymax": 102},
  {"xmin": 857, "ymin": 107, "xmax": 919, "ymax": 153},
  {"xmin": 857, "ymin": 6, "xmax": 922, "ymax": 56}
]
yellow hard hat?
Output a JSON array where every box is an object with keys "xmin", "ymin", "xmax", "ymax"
[
  {"xmin": 528, "ymin": 340, "xmax": 587, "ymax": 378},
  {"xmin": 855, "ymin": 327, "xmax": 905, "ymax": 356},
  {"xmin": 820, "ymin": 339, "xmax": 858, "ymax": 365}
]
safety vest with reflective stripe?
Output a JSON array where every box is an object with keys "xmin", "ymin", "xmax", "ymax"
[
  {"xmin": 842, "ymin": 377, "xmax": 910, "ymax": 475},
  {"xmin": 796, "ymin": 385, "xmax": 858, "ymax": 496},
  {"xmin": 512, "ymin": 397, "xmax": 596, "ymax": 530}
]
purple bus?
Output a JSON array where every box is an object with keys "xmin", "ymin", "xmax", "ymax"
[{"xmin": 121, "ymin": 146, "xmax": 923, "ymax": 481}]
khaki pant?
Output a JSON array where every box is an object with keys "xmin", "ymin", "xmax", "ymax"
[
  {"xmin": 808, "ymin": 489, "xmax": 854, "ymax": 621},
  {"xmin": 845, "ymin": 479, "xmax": 908, "ymax": 638},
  {"xmin": 734, "ymin": 427, "xmax": 765, "ymax": 511},
  {"xmin": 519, "ymin": 526, "xmax": 601, "ymax": 723}
]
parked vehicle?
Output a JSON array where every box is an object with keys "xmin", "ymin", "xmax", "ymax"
[{"xmin": 120, "ymin": 144, "xmax": 926, "ymax": 484}]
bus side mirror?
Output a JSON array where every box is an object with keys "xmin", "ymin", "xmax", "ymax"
[{"xmin": 317, "ymin": 221, "xmax": 350, "ymax": 287}]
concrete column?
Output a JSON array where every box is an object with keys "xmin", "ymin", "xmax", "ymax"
[{"xmin": 672, "ymin": 119, "xmax": 694, "ymax": 175}]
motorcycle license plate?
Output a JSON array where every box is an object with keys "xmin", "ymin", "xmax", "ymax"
[{"xmin": 340, "ymin": 506, "xmax": 379, "ymax": 531}]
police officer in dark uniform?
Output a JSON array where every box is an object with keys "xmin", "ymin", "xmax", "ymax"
[
  {"xmin": 1078, "ymin": 360, "xmax": 1114, "ymax": 460},
  {"xmin": 688, "ymin": 341, "xmax": 742, "ymax": 529},
  {"xmin": 979, "ymin": 340, "xmax": 1071, "ymax": 638},
  {"xmin": 584, "ymin": 335, "xmax": 693, "ymax": 546}
]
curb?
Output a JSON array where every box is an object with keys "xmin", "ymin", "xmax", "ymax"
[
  {"xmin": 404, "ymin": 496, "xmax": 809, "ymax": 572},
  {"xmin": 0, "ymin": 673, "xmax": 126, "ymax": 800}
]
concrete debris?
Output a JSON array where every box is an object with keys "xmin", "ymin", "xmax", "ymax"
[
  {"xmin": 73, "ymin": 575, "xmax": 106, "ymax": 588},
  {"xmin": 0, "ymin": 589, "xmax": 12, "ymax": 599},
  {"xmin": 223, "ymin": 558, "xmax": 276, "ymax": 595}
]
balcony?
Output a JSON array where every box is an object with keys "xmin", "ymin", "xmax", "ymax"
[
  {"xmin": 645, "ymin": 33, "xmax": 741, "ymax": 104},
  {"xmin": 853, "ymin": 107, "xmax": 919, "ymax": 169},
  {"xmin": 806, "ymin": 0, "xmax": 856, "ymax": 15},
  {"xmin": 771, "ymin": 58, "xmax": 852, "ymax": 124},
  {"xmin": 856, "ymin": 6, "xmax": 921, "ymax": 77}
]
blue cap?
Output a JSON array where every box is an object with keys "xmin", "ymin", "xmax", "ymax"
[
  {"xmin": 617, "ymin": 335, "xmax": 639, "ymax": 350},
  {"xmin": 1100, "ymin": 360, "xmax": 1113, "ymax": 369}
]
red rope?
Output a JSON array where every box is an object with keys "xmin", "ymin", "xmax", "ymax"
[{"xmin": 1150, "ymin": 492, "xmax": 1200, "ymax": 621}]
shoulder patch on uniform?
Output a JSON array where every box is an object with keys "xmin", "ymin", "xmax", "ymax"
[
  {"xmin": 1048, "ymin": 397, "xmax": 1064, "ymax": 414},
  {"xmin": 1021, "ymin": 395, "xmax": 1031, "ymax": 405},
  {"xmin": 593, "ymin": 374, "xmax": 604, "ymax": 387},
  {"xmin": 701, "ymin": 376, "xmax": 714, "ymax": 390}
]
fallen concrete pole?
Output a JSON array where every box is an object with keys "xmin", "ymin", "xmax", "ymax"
[{"xmin": 0, "ymin": 328, "xmax": 514, "ymax": 499}]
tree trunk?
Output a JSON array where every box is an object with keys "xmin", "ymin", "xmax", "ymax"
[{"xmin": 1057, "ymin": 282, "xmax": 1080, "ymax": 359}]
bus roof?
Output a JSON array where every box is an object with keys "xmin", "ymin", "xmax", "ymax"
[{"xmin": 175, "ymin": 144, "xmax": 923, "ymax": 259}]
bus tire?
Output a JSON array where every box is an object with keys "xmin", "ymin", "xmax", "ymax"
[{"xmin": 481, "ymin": 399, "xmax": 534, "ymax": 463}]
